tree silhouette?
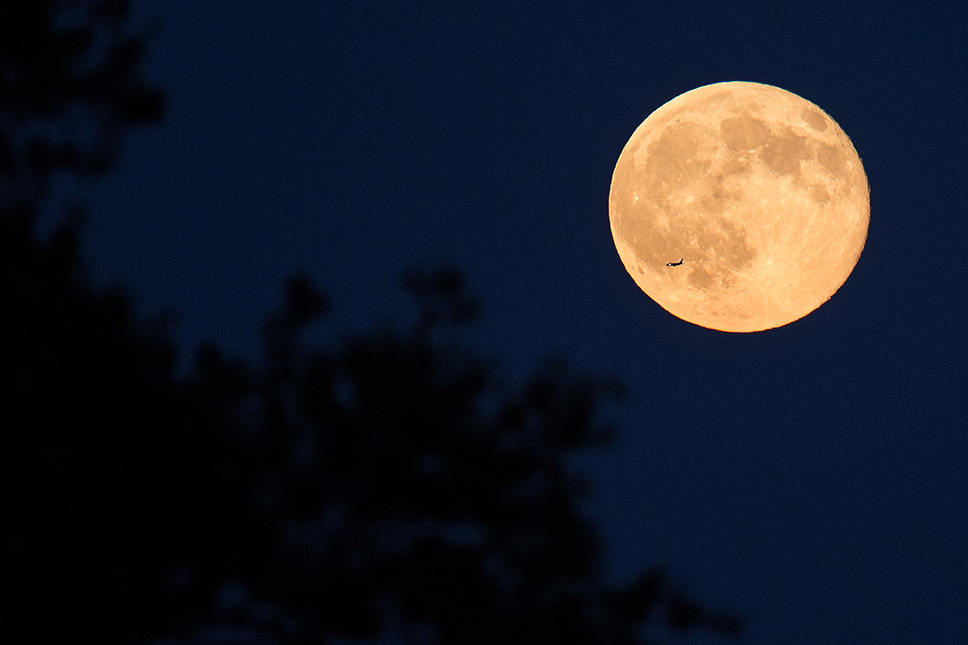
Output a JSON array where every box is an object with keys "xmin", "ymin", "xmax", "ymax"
[
  {"xmin": 0, "ymin": 0, "xmax": 164, "ymax": 204},
  {"xmin": 0, "ymin": 2, "xmax": 745, "ymax": 644}
]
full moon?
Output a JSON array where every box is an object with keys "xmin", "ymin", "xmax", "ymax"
[{"xmin": 609, "ymin": 81, "xmax": 869, "ymax": 332}]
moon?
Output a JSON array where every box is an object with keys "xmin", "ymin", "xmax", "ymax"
[{"xmin": 608, "ymin": 81, "xmax": 869, "ymax": 332}]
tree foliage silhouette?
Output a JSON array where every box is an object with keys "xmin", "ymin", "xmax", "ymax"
[
  {"xmin": 0, "ymin": 0, "xmax": 164, "ymax": 203},
  {"xmin": 0, "ymin": 2, "xmax": 745, "ymax": 644}
]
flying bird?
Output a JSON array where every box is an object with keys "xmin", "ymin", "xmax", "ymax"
[{"xmin": 666, "ymin": 258, "xmax": 684, "ymax": 267}]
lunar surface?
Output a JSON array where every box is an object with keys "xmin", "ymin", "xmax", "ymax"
[{"xmin": 608, "ymin": 81, "xmax": 869, "ymax": 332}]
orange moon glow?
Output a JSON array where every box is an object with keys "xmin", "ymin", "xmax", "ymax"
[{"xmin": 609, "ymin": 81, "xmax": 869, "ymax": 332}]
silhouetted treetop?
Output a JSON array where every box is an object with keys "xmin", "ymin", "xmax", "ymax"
[
  {"xmin": 404, "ymin": 263, "xmax": 482, "ymax": 332},
  {"xmin": 0, "ymin": 0, "xmax": 164, "ymax": 203},
  {"xmin": 2, "ymin": 212, "xmax": 746, "ymax": 645},
  {"xmin": 183, "ymin": 264, "xmax": 745, "ymax": 645}
]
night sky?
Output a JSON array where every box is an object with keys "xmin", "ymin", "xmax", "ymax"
[{"xmin": 48, "ymin": 2, "xmax": 967, "ymax": 643}]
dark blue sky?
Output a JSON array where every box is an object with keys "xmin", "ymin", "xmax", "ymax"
[{"xmin": 52, "ymin": 1, "xmax": 967, "ymax": 643}]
